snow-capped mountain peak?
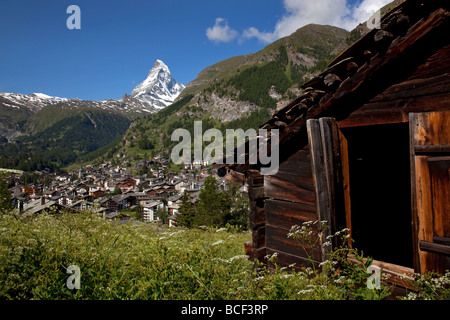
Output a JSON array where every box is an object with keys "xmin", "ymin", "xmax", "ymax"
[
  {"xmin": 131, "ymin": 59, "xmax": 185, "ymax": 109},
  {"xmin": 0, "ymin": 92, "xmax": 68, "ymax": 111}
]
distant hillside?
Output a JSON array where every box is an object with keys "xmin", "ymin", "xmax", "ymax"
[
  {"xmin": 112, "ymin": 24, "xmax": 362, "ymax": 163},
  {"xmin": 0, "ymin": 107, "xmax": 130, "ymax": 172}
]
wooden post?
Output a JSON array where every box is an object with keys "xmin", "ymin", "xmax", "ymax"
[{"xmin": 307, "ymin": 117, "xmax": 340, "ymax": 259}]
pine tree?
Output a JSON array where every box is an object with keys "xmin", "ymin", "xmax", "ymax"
[
  {"xmin": 176, "ymin": 191, "xmax": 196, "ymax": 227},
  {"xmin": 0, "ymin": 177, "xmax": 12, "ymax": 213},
  {"xmin": 196, "ymin": 176, "xmax": 225, "ymax": 227}
]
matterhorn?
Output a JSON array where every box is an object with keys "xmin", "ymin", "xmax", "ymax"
[{"xmin": 131, "ymin": 59, "xmax": 185, "ymax": 109}]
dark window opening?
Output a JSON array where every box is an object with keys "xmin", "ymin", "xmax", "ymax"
[{"xmin": 341, "ymin": 123, "xmax": 414, "ymax": 268}]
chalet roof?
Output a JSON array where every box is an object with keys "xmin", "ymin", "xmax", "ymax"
[
  {"xmin": 105, "ymin": 211, "xmax": 120, "ymax": 219},
  {"xmin": 111, "ymin": 194, "xmax": 135, "ymax": 202},
  {"xmin": 225, "ymin": 0, "xmax": 450, "ymax": 175},
  {"xmin": 142, "ymin": 201, "xmax": 161, "ymax": 208},
  {"xmin": 23, "ymin": 200, "xmax": 61, "ymax": 215}
]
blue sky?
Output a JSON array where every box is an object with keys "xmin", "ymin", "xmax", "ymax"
[{"xmin": 0, "ymin": 0, "xmax": 391, "ymax": 101}]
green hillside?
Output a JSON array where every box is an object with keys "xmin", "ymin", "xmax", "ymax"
[{"xmin": 0, "ymin": 107, "xmax": 130, "ymax": 172}]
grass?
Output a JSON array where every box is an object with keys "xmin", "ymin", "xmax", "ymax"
[{"xmin": 0, "ymin": 211, "xmax": 448, "ymax": 300}]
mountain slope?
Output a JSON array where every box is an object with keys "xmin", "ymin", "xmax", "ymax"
[
  {"xmin": 114, "ymin": 24, "xmax": 362, "ymax": 163},
  {"xmin": 0, "ymin": 92, "xmax": 68, "ymax": 140},
  {"xmin": 0, "ymin": 107, "xmax": 130, "ymax": 171}
]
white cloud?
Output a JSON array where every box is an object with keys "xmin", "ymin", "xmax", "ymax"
[
  {"xmin": 206, "ymin": 17, "xmax": 238, "ymax": 43},
  {"xmin": 243, "ymin": 0, "xmax": 393, "ymax": 43},
  {"xmin": 242, "ymin": 27, "xmax": 277, "ymax": 44}
]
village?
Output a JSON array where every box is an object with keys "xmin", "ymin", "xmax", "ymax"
[{"xmin": 4, "ymin": 156, "xmax": 234, "ymax": 226}]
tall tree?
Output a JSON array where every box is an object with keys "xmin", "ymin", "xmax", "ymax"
[
  {"xmin": 155, "ymin": 206, "xmax": 169, "ymax": 225},
  {"xmin": 0, "ymin": 176, "xmax": 13, "ymax": 212},
  {"xmin": 223, "ymin": 182, "xmax": 250, "ymax": 230},
  {"xmin": 176, "ymin": 191, "xmax": 196, "ymax": 227},
  {"xmin": 196, "ymin": 176, "xmax": 225, "ymax": 227}
]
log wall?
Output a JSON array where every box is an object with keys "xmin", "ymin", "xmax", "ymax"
[{"xmin": 248, "ymin": 145, "xmax": 320, "ymax": 270}]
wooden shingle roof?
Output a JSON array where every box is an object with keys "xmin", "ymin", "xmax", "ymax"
[{"xmin": 224, "ymin": 0, "xmax": 450, "ymax": 175}]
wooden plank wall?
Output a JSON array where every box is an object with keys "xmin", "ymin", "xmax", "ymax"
[{"xmin": 260, "ymin": 145, "xmax": 320, "ymax": 270}]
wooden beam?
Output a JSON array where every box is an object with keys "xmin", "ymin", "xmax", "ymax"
[
  {"xmin": 409, "ymin": 113, "xmax": 420, "ymax": 272},
  {"xmin": 319, "ymin": 118, "xmax": 340, "ymax": 241},
  {"xmin": 419, "ymin": 240, "xmax": 450, "ymax": 256},
  {"xmin": 307, "ymin": 118, "xmax": 329, "ymax": 225},
  {"xmin": 338, "ymin": 129, "xmax": 352, "ymax": 248},
  {"xmin": 347, "ymin": 254, "xmax": 417, "ymax": 290},
  {"xmin": 416, "ymin": 145, "xmax": 450, "ymax": 154}
]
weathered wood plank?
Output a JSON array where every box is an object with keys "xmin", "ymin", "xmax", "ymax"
[
  {"xmin": 411, "ymin": 110, "xmax": 450, "ymax": 273},
  {"xmin": 225, "ymin": 170, "xmax": 245, "ymax": 184},
  {"xmin": 277, "ymin": 148, "xmax": 312, "ymax": 168},
  {"xmin": 265, "ymin": 199, "xmax": 317, "ymax": 230},
  {"xmin": 338, "ymin": 92, "xmax": 450, "ymax": 128},
  {"xmin": 338, "ymin": 42, "xmax": 450, "ymax": 128},
  {"xmin": 252, "ymin": 226, "xmax": 266, "ymax": 249},
  {"xmin": 414, "ymin": 155, "xmax": 436, "ymax": 273},
  {"xmin": 247, "ymin": 169, "xmax": 264, "ymax": 188},
  {"xmin": 415, "ymin": 145, "xmax": 450, "ymax": 154},
  {"xmin": 249, "ymin": 199, "xmax": 265, "ymax": 228},
  {"xmin": 428, "ymin": 158, "xmax": 450, "ymax": 239},
  {"xmin": 348, "ymin": 254, "xmax": 416, "ymax": 290},
  {"xmin": 409, "ymin": 113, "xmax": 420, "ymax": 271},
  {"xmin": 263, "ymin": 144, "xmax": 314, "ymax": 205},
  {"xmin": 307, "ymin": 118, "xmax": 339, "ymax": 257},
  {"xmin": 434, "ymin": 236, "xmax": 450, "ymax": 246},
  {"xmin": 248, "ymin": 186, "xmax": 264, "ymax": 202},
  {"xmin": 319, "ymin": 118, "xmax": 340, "ymax": 242},
  {"xmin": 413, "ymin": 110, "xmax": 450, "ymax": 147},
  {"xmin": 307, "ymin": 119, "xmax": 327, "ymax": 206},
  {"xmin": 339, "ymin": 129, "xmax": 353, "ymax": 248},
  {"xmin": 264, "ymin": 173, "xmax": 315, "ymax": 205},
  {"xmin": 407, "ymin": 43, "xmax": 450, "ymax": 80},
  {"xmin": 369, "ymin": 74, "xmax": 450, "ymax": 103},
  {"xmin": 252, "ymin": 247, "xmax": 267, "ymax": 264}
]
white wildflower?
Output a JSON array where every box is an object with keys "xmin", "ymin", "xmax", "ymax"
[
  {"xmin": 406, "ymin": 292, "xmax": 417, "ymax": 300},
  {"xmin": 211, "ymin": 240, "xmax": 224, "ymax": 246},
  {"xmin": 334, "ymin": 276, "xmax": 346, "ymax": 284},
  {"xmin": 227, "ymin": 255, "xmax": 247, "ymax": 263},
  {"xmin": 298, "ymin": 289, "xmax": 314, "ymax": 295},
  {"xmin": 305, "ymin": 267, "xmax": 314, "ymax": 275},
  {"xmin": 319, "ymin": 260, "xmax": 330, "ymax": 267},
  {"xmin": 323, "ymin": 241, "xmax": 332, "ymax": 247}
]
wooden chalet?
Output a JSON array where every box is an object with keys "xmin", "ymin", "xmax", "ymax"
[{"xmin": 222, "ymin": 0, "xmax": 450, "ymax": 282}]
